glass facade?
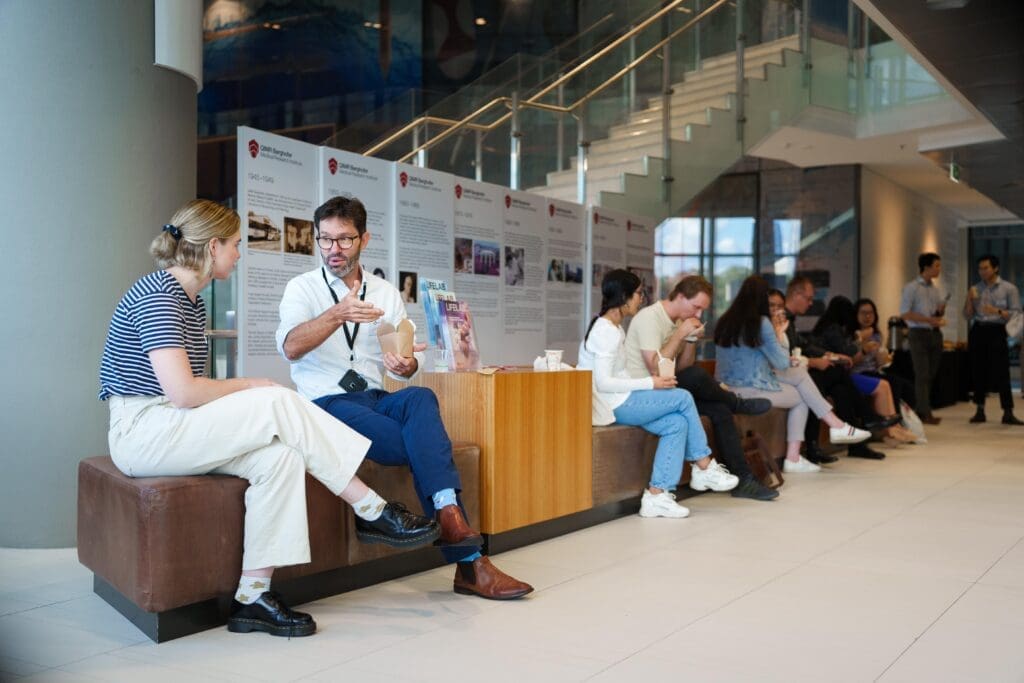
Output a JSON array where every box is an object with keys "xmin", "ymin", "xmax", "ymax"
[{"xmin": 655, "ymin": 162, "xmax": 859, "ymax": 347}]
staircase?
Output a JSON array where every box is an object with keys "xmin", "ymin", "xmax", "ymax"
[{"xmin": 531, "ymin": 35, "xmax": 803, "ymax": 218}]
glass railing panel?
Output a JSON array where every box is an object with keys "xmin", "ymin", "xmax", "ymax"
[
  {"xmin": 744, "ymin": 41, "xmax": 806, "ymax": 148},
  {"xmin": 806, "ymin": 5, "xmax": 952, "ymax": 117},
  {"xmin": 864, "ymin": 40, "xmax": 949, "ymax": 112}
]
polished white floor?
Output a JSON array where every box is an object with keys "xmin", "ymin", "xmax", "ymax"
[{"xmin": 3, "ymin": 399, "xmax": 1024, "ymax": 682}]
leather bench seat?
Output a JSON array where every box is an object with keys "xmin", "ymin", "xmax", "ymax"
[{"xmin": 77, "ymin": 443, "xmax": 481, "ymax": 614}]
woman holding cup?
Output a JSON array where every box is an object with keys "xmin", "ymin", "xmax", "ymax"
[
  {"xmin": 577, "ymin": 269, "xmax": 738, "ymax": 519},
  {"xmin": 714, "ymin": 281, "xmax": 869, "ymax": 474}
]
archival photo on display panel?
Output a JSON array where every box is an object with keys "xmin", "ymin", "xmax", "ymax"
[
  {"xmin": 502, "ymin": 190, "xmax": 546, "ymax": 364},
  {"xmin": 393, "ymin": 162, "xmax": 455, "ymax": 333},
  {"xmin": 453, "ymin": 179, "xmax": 504, "ymax": 366},
  {"xmin": 544, "ymin": 198, "xmax": 586, "ymax": 365},
  {"xmin": 237, "ymin": 126, "xmax": 319, "ymax": 384},
  {"xmin": 318, "ymin": 147, "xmax": 395, "ymax": 280}
]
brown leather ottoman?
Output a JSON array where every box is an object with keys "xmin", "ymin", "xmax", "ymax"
[{"xmin": 77, "ymin": 442, "xmax": 480, "ymax": 642}]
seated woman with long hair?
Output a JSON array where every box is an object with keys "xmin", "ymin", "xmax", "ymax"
[
  {"xmin": 98, "ymin": 200, "xmax": 438, "ymax": 638},
  {"xmin": 577, "ymin": 269, "xmax": 739, "ymax": 518},
  {"xmin": 812, "ymin": 296, "xmax": 917, "ymax": 444},
  {"xmin": 715, "ymin": 277, "xmax": 869, "ymax": 474},
  {"xmin": 852, "ymin": 297, "xmax": 917, "ymax": 412}
]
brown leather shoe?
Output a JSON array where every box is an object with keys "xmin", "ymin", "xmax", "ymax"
[
  {"xmin": 453, "ymin": 556, "xmax": 533, "ymax": 600},
  {"xmin": 920, "ymin": 414, "xmax": 942, "ymax": 425},
  {"xmin": 435, "ymin": 505, "xmax": 484, "ymax": 547}
]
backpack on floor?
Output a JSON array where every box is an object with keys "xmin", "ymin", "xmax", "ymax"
[{"xmin": 742, "ymin": 430, "xmax": 784, "ymax": 489}]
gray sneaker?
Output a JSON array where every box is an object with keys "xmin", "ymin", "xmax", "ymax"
[{"xmin": 730, "ymin": 476, "xmax": 779, "ymax": 501}]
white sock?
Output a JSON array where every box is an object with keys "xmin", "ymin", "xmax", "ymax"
[
  {"xmin": 235, "ymin": 575, "xmax": 270, "ymax": 604},
  {"xmin": 352, "ymin": 489, "xmax": 386, "ymax": 521}
]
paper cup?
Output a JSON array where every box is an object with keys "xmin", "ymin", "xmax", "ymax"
[
  {"xmin": 658, "ymin": 357, "xmax": 675, "ymax": 378},
  {"xmin": 544, "ymin": 349, "xmax": 563, "ymax": 371}
]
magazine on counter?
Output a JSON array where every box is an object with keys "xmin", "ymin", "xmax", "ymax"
[
  {"xmin": 418, "ymin": 278, "xmax": 454, "ymax": 347},
  {"xmin": 439, "ymin": 300, "xmax": 481, "ymax": 371}
]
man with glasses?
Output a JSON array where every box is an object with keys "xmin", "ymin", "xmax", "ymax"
[
  {"xmin": 276, "ymin": 196, "xmax": 532, "ymax": 601},
  {"xmin": 784, "ymin": 276, "xmax": 887, "ymax": 462}
]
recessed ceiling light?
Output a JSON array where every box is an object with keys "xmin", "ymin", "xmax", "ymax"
[{"xmin": 475, "ymin": 17, "xmax": 487, "ymax": 26}]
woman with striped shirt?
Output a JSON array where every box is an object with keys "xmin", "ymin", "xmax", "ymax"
[{"xmin": 99, "ymin": 200, "xmax": 438, "ymax": 638}]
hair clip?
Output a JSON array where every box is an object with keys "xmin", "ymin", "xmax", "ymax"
[{"xmin": 162, "ymin": 224, "xmax": 182, "ymax": 240}]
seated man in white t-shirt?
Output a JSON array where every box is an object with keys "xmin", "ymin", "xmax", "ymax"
[{"xmin": 623, "ymin": 275, "xmax": 779, "ymax": 501}]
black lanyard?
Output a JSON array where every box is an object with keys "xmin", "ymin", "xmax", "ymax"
[{"xmin": 322, "ymin": 267, "xmax": 367, "ymax": 362}]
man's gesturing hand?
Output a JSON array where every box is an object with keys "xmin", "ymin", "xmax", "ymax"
[{"xmin": 329, "ymin": 282, "xmax": 384, "ymax": 324}]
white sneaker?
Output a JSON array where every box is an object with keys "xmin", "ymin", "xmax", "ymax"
[
  {"xmin": 639, "ymin": 489, "xmax": 690, "ymax": 518},
  {"xmin": 829, "ymin": 423, "xmax": 871, "ymax": 444},
  {"xmin": 783, "ymin": 455, "xmax": 821, "ymax": 473},
  {"xmin": 689, "ymin": 459, "xmax": 740, "ymax": 492}
]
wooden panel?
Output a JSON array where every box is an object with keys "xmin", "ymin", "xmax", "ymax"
[
  {"xmin": 489, "ymin": 370, "xmax": 592, "ymax": 532},
  {"xmin": 389, "ymin": 369, "xmax": 592, "ymax": 533}
]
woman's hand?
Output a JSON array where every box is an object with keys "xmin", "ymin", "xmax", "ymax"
[
  {"xmin": 772, "ymin": 311, "xmax": 789, "ymax": 334},
  {"xmin": 653, "ymin": 376, "xmax": 677, "ymax": 389},
  {"xmin": 245, "ymin": 377, "xmax": 279, "ymax": 389}
]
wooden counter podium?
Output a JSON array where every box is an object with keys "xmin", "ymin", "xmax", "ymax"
[{"xmin": 390, "ymin": 368, "xmax": 592, "ymax": 534}]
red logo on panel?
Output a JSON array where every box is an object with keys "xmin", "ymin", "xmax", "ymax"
[
  {"xmin": 505, "ymin": 194, "xmax": 511, "ymax": 208},
  {"xmin": 328, "ymin": 158, "xmax": 338, "ymax": 175},
  {"xmin": 627, "ymin": 220, "xmax": 632, "ymax": 231},
  {"xmin": 593, "ymin": 211, "xmax": 600, "ymax": 224},
  {"xmin": 248, "ymin": 139, "xmax": 259, "ymax": 158},
  {"xmin": 455, "ymin": 184, "xmax": 462, "ymax": 199},
  {"xmin": 399, "ymin": 171, "xmax": 408, "ymax": 188},
  {"xmin": 548, "ymin": 204, "xmax": 555, "ymax": 217}
]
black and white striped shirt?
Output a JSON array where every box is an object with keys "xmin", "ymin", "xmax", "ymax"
[{"xmin": 98, "ymin": 270, "xmax": 207, "ymax": 400}]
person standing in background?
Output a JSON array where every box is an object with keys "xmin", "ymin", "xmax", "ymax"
[
  {"xmin": 963, "ymin": 254, "xmax": 1023, "ymax": 425},
  {"xmin": 900, "ymin": 253, "xmax": 946, "ymax": 425}
]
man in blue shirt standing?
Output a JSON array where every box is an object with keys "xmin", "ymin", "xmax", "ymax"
[
  {"xmin": 900, "ymin": 253, "xmax": 946, "ymax": 425},
  {"xmin": 963, "ymin": 254, "xmax": 1023, "ymax": 425}
]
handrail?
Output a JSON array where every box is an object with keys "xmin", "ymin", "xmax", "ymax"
[
  {"xmin": 363, "ymin": 0, "xmax": 729, "ymax": 159},
  {"xmin": 377, "ymin": 0, "xmax": 730, "ymax": 164}
]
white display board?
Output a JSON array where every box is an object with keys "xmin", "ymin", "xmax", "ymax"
[
  {"xmin": 237, "ymin": 127, "xmax": 319, "ymax": 384},
  {"xmin": 318, "ymin": 147, "xmax": 395, "ymax": 281},
  {"xmin": 544, "ymin": 198, "xmax": 586, "ymax": 365},
  {"xmin": 393, "ymin": 162, "xmax": 455, "ymax": 332},
  {"xmin": 588, "ymin": 206, "xmax": 630, "ymax": 318},
  {"xmin": 626, "ymin": 213, "xmax": 656, "ymax": 305},
  {"xmin": 453, "ymin": 179, "xmax": 504, "ymax": 366},
  {"xmin": 502, "ymin": 191, "xmax": 546, "ymax": 364}
]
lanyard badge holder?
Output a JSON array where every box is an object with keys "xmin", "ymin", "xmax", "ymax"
[{"xmin": 322, "ymin": 268, "xmax": 370, "ymax": 393}]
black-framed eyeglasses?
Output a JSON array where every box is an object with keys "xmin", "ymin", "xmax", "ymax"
[{"xmin": 316, "ymin": 234, "xmax": 359, "ymax": 250}]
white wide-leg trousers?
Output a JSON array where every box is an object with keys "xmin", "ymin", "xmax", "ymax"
[{"xmin": 107, "ymin": 386, "xmax": 370, "ymax": 571}]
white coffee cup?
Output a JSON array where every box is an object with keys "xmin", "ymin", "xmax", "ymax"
[
  {"xmin": 544, "ymin": 349, "xmax": 563, "ymax": 371},
  {"xmin": 658, "ymin": 357, "xmax": 675, "ymax": 378}
]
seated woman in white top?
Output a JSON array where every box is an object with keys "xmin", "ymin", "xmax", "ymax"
[
  {"xmin": 98, "ymin": 200, "xmax": 439, "ymax": 638},
  {"xmin": 577, "ymin": 269, "xmax": 738, "ymax": 519}
]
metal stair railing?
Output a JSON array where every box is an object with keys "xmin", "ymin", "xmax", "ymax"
[{"xmin": 360, "ymin": 0, "xmax": 796, "ymax": 204}]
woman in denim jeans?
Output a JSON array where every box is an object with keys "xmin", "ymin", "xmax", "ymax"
[
  {"xmin": 715, "ymin": 277, "xmax": 869, "ymax": 474},
  {"xmin": 577, "ymin": 270, "xmax": 738, "ymax": 519}
]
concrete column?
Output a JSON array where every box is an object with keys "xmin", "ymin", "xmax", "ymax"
[{"xmin": 0, "ymin": 1, "xmax": 198, "ymax": 546}]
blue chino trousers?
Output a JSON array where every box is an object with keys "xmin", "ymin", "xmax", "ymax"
[{"xmin": 315, "ymin": 387, "xmax": 476, "ymax": 563}]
